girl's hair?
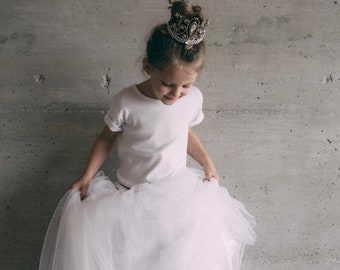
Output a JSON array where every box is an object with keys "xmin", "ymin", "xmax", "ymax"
[{"xmin": 145, "ymin": 1, "xmax": 206, "ymax": 72}]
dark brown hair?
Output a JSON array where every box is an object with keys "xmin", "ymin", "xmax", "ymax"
[{"xmin": 145, "ymin": 1, "xmax": 206, "ymax": 72}]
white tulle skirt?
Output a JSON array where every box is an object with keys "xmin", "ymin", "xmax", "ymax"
[{"xmin": 39, "ymin": 168, "xmax": 256, "ymax": 270}]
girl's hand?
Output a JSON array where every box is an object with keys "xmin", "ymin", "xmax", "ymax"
[
  {"xmin": 71, "ymin": 177, "xmax": 91, "ymax": 200},
  {"xmin": 70, "ymin": 126, "xmax": 119, "ymax": 200},
  {"xmin": 187, "ymin": 128, "xmax": 219, "ymax": 182},
  {"xmin": 203, "ymin": 160, "xmax": 219, "ymax": 182}
]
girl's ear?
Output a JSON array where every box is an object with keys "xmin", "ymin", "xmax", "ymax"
[{"xmin": 143, "ymin": 58, "xmax": 152, "ymax": 75}]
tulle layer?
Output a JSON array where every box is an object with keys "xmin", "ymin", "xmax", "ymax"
[{"xmin": 40, "ymin": 168, "xmax": 256, "ymax": 270}]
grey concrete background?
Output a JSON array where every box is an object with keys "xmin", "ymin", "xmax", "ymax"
[{"xmin": 1, "ymin": 0, "xmax": 339, "ymax": 269}]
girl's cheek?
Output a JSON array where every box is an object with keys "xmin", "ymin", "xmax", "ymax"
[
  {"xmin": 182, "ymin": 88, "xmax": 191, "ymax": 96},
  {"xmin": 159, "ymin": 86, "xmax": 170, "ymax": 94}
]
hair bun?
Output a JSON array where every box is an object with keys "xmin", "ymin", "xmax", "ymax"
[
  {"xmin": 168, "ymin": 1, "xmax": 204, "ymax": 21},
  {"xmin": 192, "ymin": 5, "xmax": 202, "ymax": 14},
  {"xmin": 145, "ymin": 1, "xmax": 207, "ymax": 71}
]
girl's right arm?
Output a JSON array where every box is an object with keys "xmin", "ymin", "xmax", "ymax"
[{"xmin": 71, "ymin": 125, "xmax": 119, "ymax": 199}]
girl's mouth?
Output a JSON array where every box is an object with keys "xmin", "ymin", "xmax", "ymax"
[{"xmin": 164, "ymin": 95, "xmax": 175, "ymax": 100}]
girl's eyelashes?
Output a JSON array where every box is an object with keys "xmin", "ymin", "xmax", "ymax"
[
  {"xmin": 161, "ymin": 81, "xmax": 172, "ymax": 87},
  {"xmin": 161, "ymin": 81, "xmax": 192, "ymax": 89}
]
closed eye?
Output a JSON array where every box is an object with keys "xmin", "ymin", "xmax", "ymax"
[
  {"xmin": 161, "ymin": 80, "xmax": 192, "ymax": 89},
  {"xmin": 161, "ymin": 81, "xmax": 172, "ymax": 87}
]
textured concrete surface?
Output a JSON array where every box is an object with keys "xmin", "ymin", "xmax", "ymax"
[{"xmin": 1, "ymin": 0, "xmax": 340, "ymax": 269}]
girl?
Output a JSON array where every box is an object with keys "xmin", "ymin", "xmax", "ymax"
[{"xmin": 39, "ymin": 1, "xmax": 256, "ymax": 270}]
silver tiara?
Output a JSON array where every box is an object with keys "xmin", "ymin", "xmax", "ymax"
[{"xmin": 167, "ymin": 12, "xmax": 209, "ymax": 48}]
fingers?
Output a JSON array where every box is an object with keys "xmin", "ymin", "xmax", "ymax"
[
  {"xmin": 70, "ymin": 181, "xmax": 89, "ymax": 200},
  {"xmin": 70, "ymin": 182, "xmax": 79, "ymax": 190},
  {"xmin": 204, "ymin": 177, "xmax": 218, "ymax": 182},
  {"xmin": 204, "ymin": 173, "xmax": 219, "ymax": 182},
  {"xmin": 204, "ymin": 171, "xmax": 216, "ymax": 180},
  {"xmin": 79, "ymin": 185, "xmax": 88, "ymax": 200}
]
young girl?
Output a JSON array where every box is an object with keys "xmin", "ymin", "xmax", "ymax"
[{"xmin": 39, "ymin": 1, "xmax": 256, "ymax": 269}]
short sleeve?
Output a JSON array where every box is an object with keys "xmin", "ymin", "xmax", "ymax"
[
  {"xmin": 189, "ymin": 88, "xmax": 204, "ymax": 127},
  {"xmin": 104, "ymin": 93, "xmax": 125, "ymax": 132}
]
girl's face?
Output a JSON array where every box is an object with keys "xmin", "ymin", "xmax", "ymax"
[{"xmin": 144, "ymin": 61, "xmax": 199, "ymax": 105}]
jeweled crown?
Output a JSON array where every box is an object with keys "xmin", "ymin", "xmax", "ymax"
[{"xmin": 167, "ymin": 12, "xmax": 209, "ymax": 48}]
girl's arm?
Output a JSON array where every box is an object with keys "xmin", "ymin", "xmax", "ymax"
[
  {"xmin": 71, "ymin": 125, "xmax": 119, "ymax": 199},
  {"xmin": 187, "ymin": 128, "xmax": 219, "ymax": 181}
]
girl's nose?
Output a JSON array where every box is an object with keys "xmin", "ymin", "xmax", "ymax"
[{"xmin": 171, "ymin": 88, "xmax": 182, "ymax": 98}]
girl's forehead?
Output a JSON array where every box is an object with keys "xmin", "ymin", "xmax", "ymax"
[
  {"xmin": 173, "ymin": 58, "xmax": 204, "ymax": 70},
  {"xmin": 162, "ymin": 61, "xmax": 200, "ymax": 76},
  {"xmin": 157, "ymin": 65, "xmax": 198, "ymax": 84}
]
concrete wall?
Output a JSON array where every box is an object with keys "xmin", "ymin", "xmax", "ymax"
[{"xmin": 1, "ymin": 0, "xmax": 339, "ymax": 269}]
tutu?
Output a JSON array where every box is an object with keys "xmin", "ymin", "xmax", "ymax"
[{"xmin": 39, "ymin": 168, "xmax": 256, "ymax": 270}]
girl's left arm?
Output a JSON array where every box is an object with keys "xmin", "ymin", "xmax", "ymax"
[{"xmin": 187, "ymin": 128, "xmax": 219, "ymax": 181}]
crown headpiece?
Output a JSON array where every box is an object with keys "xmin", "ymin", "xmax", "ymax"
[{"xmin": 167, "ymin": 12, "xmax": 209, "ymax": 49}]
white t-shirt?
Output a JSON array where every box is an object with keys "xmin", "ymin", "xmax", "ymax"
[{"xmin": 104, "ymin": 84, "xmax": 204, "ymax": 187}]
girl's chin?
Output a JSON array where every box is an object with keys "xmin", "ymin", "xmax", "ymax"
[{"xmin": 162, "ymin": 96, "xmax": 177, "ymax": 105}]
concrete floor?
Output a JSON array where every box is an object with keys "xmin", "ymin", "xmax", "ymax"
[{"xmin": 1, "ymin": 0, "xmax": 339, "ymax": 269}]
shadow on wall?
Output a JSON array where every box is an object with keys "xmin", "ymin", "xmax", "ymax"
[
  {"xmin": 0, "ymin": 109, "xmax": 117, "ymax": 268},
  {"xmin": 0, "ymin": 9, "xmax": 118, "ymax": 268}
]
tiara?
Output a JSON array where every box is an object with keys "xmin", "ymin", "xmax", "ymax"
[{"xmin": 167, "ymin": 12, "xmax": 209, "ymax": 48}]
